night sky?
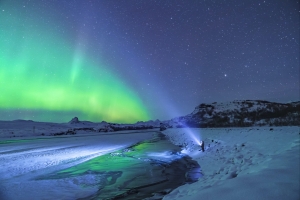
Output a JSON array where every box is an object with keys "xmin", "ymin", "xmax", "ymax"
[{"xmin": 0, "ymin": 0, "xmax": 299, "ymax": 123}]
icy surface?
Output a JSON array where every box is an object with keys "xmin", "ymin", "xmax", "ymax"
[
  {"xmin": 0, "ymin": 122, "xmax": 299, "ymax": 199},
  {"xmin": 0, "ymin": 131, "xmax": 155, "ymax": 199},
  {"xmin": 162, "ymin": 126, "xmax": 300, "ymax": 200}
]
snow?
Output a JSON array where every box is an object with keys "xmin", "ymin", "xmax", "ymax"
[
  {"xmin": 162, "ymin": 126, "xmax": 300, "ymax": 200},
  {"xmin": 0, "ymin": 120, "xmax": 71, "ymax": 138},
  {"xmin": 0, "ymin": 129, "xmax": 155, "ymax": 199},
  {"xmin": 0, "ymin": 120, "xmax": 299, "ymax": 199},
  {"xmin": 0, "ymin": 119, "xmax": 160, "ymax": 138}
]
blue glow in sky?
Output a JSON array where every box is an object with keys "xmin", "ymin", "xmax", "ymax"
[{"xmin": 0, "ymin": 0, "xmax": 299, "ymax": 122}]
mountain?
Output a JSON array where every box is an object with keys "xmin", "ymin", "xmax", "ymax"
[
  {"xmin": 68, "ymin": 117, "xmax": 80, "ymax": 124},
  {"xmin": 2, "ymin": 100, "xmax": 298, "ymax": 138},
  {"xmin": 164, "ymin": 100, "xmax": 300, "ymax": 128},
  {"xmin": 93, "ymin": 120, "xmax": 161, "ymax": 132}
]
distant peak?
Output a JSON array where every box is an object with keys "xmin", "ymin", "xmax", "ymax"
[{"xmin": 69, "ymin": 117, "xmax": 79, "ymax": 124}]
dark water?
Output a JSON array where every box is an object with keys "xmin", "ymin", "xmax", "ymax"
[{"xmin": 37, "ymin": 132, "xmax": 202, "ymax": 199}]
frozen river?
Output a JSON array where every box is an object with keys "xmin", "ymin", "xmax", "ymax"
[{"xmin": 0, "ymin": 131, "xmax": 201, "ymax": 199}]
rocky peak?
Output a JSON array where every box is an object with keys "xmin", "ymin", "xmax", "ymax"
[
  {"xmin": 69, "ymin": 117, "xmax": 79, "ymax": 124},
  {"xmin": 167, "ymin": 100, "xmax": 300, "ymax": 128}
]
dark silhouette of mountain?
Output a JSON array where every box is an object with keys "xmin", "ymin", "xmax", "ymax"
[{"xmin": 164, "ymin": 100, "xmax": 300, "ymax": 128}]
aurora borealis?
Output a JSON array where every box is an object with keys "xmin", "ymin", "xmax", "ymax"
[
  {"xmin": 0, "ymin": 1, "xmax": 149, "ymax": 123},
  {"xmin": 0, "ymin": 0, "xmax": 299, "ymax": 123}
]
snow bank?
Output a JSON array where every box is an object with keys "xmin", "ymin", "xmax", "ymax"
[
  {"xmin": 162, "ymin": 126, "xmax": 300, "ymax": 200},
  {"xmin": 0, "ymin": 131, "xmax": 155, "ymax": 200}
]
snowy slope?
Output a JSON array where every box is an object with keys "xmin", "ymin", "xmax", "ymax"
[
  {"xmin": 0, "ymin": 118, "xmax": 162, "ymax": 138},
  {"xmin": 162, "ymin": 126, "xmax": 300, "ymax": 200},
  {"xmin": 165, "ymin": 100, "xmax": 300, "ymax": 128}
]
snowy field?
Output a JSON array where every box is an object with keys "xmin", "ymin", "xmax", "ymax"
[
  {"xmin": 0, "ymin": 122, "xmax": 299, "ymax": 199},
  {"xmin": 0, "ymin": 129, "xmax": 156, "ymax": 199},
  {"xmin": 162, "ymin": 126, "xmax": 300, "ymax": 200}
]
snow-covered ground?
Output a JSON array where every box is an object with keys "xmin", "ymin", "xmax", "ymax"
[
  {"xmin": 0, "ymin": 130, "xmax": 155, "ymax": 199},
  {"xmin": 0, "ymin": 121, "xmax": 299, "ymax": 199},
  {"xmin": 0, "ymin": 120, "xmax": 74, "ymax": 138},
  {"xmin": 162, "ymin": 126, "xmax": 300, "ymax": 200}
]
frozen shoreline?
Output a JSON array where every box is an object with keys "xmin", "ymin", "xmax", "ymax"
[
  {"xmin": 0, "ymin": 131, "xmax": 155, "ymax": 199},
  {"xmin": 0, "ymin": 122, "xmax": 299, "ymax": 200},
  {"xmin": 162, "ymin": 126, "xmax": 300, "ymax": 200}
]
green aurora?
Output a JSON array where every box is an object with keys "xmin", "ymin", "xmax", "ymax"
[{"xmin": 0, "ymin": 6, "xmax": 150, "ymax": 123}]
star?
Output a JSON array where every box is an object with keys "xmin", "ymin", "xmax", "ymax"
[{"xmin": 0, "ymin": 0, "xmax": 298, "ymax": 122}]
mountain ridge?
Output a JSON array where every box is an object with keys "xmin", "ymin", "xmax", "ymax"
[
  {"xmin": 165, "ymin": 100, "xmax": 300, "ymax": 128},
  {"xmin": 2, "ymin": 100, "xmax": 298, "ymax": 136}
]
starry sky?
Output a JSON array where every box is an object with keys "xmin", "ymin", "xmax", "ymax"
[{"xmin": 0, "ymin": 0, "xmax": 299, "ymax": 123}]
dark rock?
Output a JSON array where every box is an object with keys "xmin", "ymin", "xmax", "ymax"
[{"xmin": 69, "ymin": 117, "xmax": 79, "ymax": 124}]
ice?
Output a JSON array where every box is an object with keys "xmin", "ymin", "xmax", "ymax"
[
  {"xmin": 0, "ymin": 120, "xmax": 299, "ymax": 199},
  {"xmin": 0, "ymin": 131, "xmax": 154, "ymax": 199}
]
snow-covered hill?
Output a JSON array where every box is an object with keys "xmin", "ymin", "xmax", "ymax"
[
  {"xmin": 0, "ymin": 118, "xmax": 162, "ymax": 138},
  {"xmin": 1, "ymin": 100, "xmax": 299, "ymax": 138},
  {"xmin": 165, "ymin": 100, "xmax": 300, "ymax": 128}
]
